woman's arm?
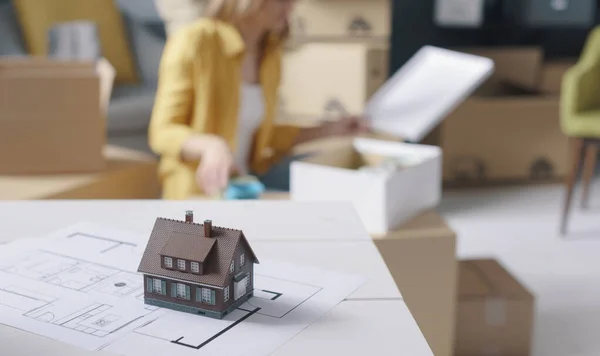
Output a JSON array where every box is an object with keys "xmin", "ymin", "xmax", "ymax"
[{"xmin": 148, "ymin": 27, "xmax": 201, "ymax": 161}]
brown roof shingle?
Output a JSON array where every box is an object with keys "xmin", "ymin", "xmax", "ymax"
[
  {"xmin": 159, "ymin": 231, "xmax": 216, "ymax": 263},
  {"xmin": 138, "ymin": 216, "xmax": 259, "ymax": 288}
]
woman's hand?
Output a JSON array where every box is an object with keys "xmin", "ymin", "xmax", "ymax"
[
  {"xmin": 293, "ymin": 116, "xmax": 371, "ymax": 146},
  {"xmin": 322, "ymin": 115, "xmax": 370, "ymax": 137},
  {"xmin": 183, "ymin": 135, "xmax": 235, "ymax": 196}
]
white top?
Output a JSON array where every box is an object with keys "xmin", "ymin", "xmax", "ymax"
[
  {"xmin": 0, "ymin": 201, "xmax": 433, "ymax": 356},
  {"xmin": 234, "ymin": 83, "xmax": 265, "ymax": 175}
]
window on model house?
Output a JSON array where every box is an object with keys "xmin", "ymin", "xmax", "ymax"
[
  {"xmin": 196, "ymin": 287, "xmax": 216, "ymax": 305},
  {"xmin": 153, "ymin": 279, "xmax": 163, "ymax": 294},
  {"xmin": 224, "ymin": 286, "xmax": 229, "ymax": 302},
  {"xmin": 164, "ymin": 257, "xmax": 173, "ymax": 268},
  {"xmin": 240, "ymin": 254, "xmax": 245, "ymax": 266},
  {"xmin": 229, "ymin": 260, "xmax": 234, "ymax": 274},
  {"xmin": 172, "ymin": 283, "xmax": 190, "ymax": 300},
  {"xmin": 191, "ymin": 262, "xmax": 200, "ymax": 273},
  {"xmin": 177, "ymin": 259, "xmax": 186, "ymax": 270},
  {"xmin": 146, "ymin": 277, "xmax": 166, "ymax": 295}
]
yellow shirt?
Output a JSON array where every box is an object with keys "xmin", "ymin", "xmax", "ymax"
[{"xmin": 148, "ymin": 19, "xmax": 299, "ymax": 199}]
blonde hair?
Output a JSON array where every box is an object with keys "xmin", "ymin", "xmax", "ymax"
[{"xmin": 205, "ymin": 0, "xmax": 289, "ymax": 42}]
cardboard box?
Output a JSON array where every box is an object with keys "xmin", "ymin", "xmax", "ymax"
[
  {"xmin": 0, "ymin": 146, "xmax": 160, "ymax": 199},
  {"xmin": 456, "ymin": 259, "xmax": 535, "ymax": 356},
  {"xmin": 457, "ymin": 47, "xmax": 543, "ymax": 92},
  {"xmin": 290, "ymin": 47, "xmax": 494, "ymax": 234},
  {"xmin": 372, "ymin": 210, "xmax": 457, "ymax": 356},
  {"xmin": 441, "ymin": 95, "xmax": 569, "ymax": 183},
  {"xmin": 0, "ymin": 57, "xmax": 115, "ymax": 174},
  {"xmin": 538, "ymin": 59, "xmax": 577, "ymax": 94},
  {"xmin": 280, "ymin": 42, "xmax": 389, "ymax": 117},
  {"xmin": 290, "ymin": 0, "xmax": 391, "ymax": 41},
  {"xmin": 438, "ymin": 47, "xmax": 569, "ymax": 184},
  {"xmin": 290, "ymin": 137, "xmax": 442, "ymax": 235}
]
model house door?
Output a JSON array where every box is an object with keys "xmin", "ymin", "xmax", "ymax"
[{"xmin": 234, "ymin": 276, "xmax": 248, "ymax": 300}]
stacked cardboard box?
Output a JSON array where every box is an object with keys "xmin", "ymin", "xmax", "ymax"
[
  {"xmin": 280, "ymin": 0, "xmax": 391, "ymax": 121},
  {"xmin": 433, "ymin": 47, "xmax": 573, "ymax": 186},
  {"xmin": 0, "ymin": 57, "xmax": 115, "ymax": 174},
  {"xmin": 455, "ymin": 259, "xmax": 535, "ymax": 356}
]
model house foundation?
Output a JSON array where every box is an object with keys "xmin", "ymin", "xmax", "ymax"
[{"xmin": 138, "ymin": 210, "xmax": 259, "ymax": 319}]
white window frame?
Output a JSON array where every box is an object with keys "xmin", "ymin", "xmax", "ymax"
[
  {"xmin": 152, "ymin": 279, "xmax": 163, "ymax": 294},
  {"xmin": 224, "ymin": 286, "xmax": 229, "ymax": 302},
  {"xmin": 201, "ymin": 288, "xmax": 214, "ymax": 305},
  {"xmin": 240, "ymin": 254, "xmax": 245, "ymax": 266},
  {"xmin": 177, "ymin": 259, "xmax": 186, "ymax": 270},
  {"xmin": 164, "ymin": 257, "xmax": 173, "ymax": 268},
  {"xmin": 191, "ymin": 262, "xmax": 200, "ymax": 273},
  {"xmin": 229, "ymin": 260, "xmax": 234, "ymax": 274},
  {"xmin": 246, "ymin": 273, "xmax": 251, "ymax": 288},
  {"xmin": 176, "ymin": 283, "xmax": 187, "ymax": 299}
]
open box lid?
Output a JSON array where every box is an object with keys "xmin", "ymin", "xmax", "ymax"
[{"xmin": 364, "ymin": 45, "xmax": 495, "ymax": 143}]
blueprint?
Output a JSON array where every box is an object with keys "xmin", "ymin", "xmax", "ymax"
[{"xmin": 0, "ymin": 223, "xmax": 366, "ymax": 355}]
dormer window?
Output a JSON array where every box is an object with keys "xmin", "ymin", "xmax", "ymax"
[
  {"xmin": 229, "ymin": 260, "xmax": 234, "ymax": 274},
  {"xmin": 177, "ymin": 259, "xmax": 186, "ymax": 271},
  {"xmin": 164, "ymin": 257, "xmax": 173, "ymax": 268},
  {"xmin": 191, "ymin": 262, "xmax": 200, "ymax": 273}
]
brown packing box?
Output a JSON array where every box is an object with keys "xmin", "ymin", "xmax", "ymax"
[
  {"xmin": 456, "ymin": 259, "xmax": 535, "ymax": 356},
  {"xmin": 439, "ymin": 46, "xmax": 569, "ymax": 184},
  {"xmin": 538, "ymin": 59, "xmax": 577, "ymax": 95},
  {"xmin": 372, "ymin": 211, "xmax": 457, "ymax": 356},
  {"xmin": 280, "ymin": 42, "xmax": 389, "ymax": 118},
  {"xmin": 290, "ymin": 0, "xmax": 390, "ymax": 42},
  {"xmin": 0, "ymin": 146, "xmax": 161, "ymax": 199},
  {"xmin": 0, "ymin": 57, "xmax": 115, "ymax": 174},
  {"xmin": 458, "ymin": 47, "xmax": 543, "ymax": 92}
]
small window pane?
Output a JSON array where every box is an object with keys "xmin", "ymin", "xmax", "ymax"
[
  {"xmin": 152, "ymin": 279, "xmax": 163, "ymax": 294},
  {"xmin": 164, "ymin": 257, "xmax": 173, "ymax": 268},
  {"xmin": 191, "ymin": 262, "xmax": 200, "ymax": 273},
  {"xmin": 229, "ymin": 260, "xmax": 234, "ymax": 274},
  {"xmin": 177, "ymin": 259, "xmax": 186, "ymax": 270},
  {"xmin": 224, "ymin": 286, "xmax": 229, "ymax": 302},
  {"xmin": 176, "ymin": 283, "xmax": 187, "ymax": 299},
  {"xmin": 240, "ymin": 254, "xmax": 245, "ymax": 266},
  {"xmin": 201, "ymin": 288, "xmax": 214, "ymax": 304}
]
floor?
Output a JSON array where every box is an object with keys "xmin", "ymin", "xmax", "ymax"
[{"xmin": 438, "ymin": 179, "xmax": 600, "ymax": 356}]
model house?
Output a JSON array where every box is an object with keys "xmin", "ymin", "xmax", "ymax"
[{"xmin": 137, "ymin": 211, "xmax": 259, "ymax": 319}]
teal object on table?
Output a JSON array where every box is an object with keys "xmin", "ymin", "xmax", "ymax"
[{"xmin": 224, "ymin": 177, "xmax": 266, "ymax": 200}]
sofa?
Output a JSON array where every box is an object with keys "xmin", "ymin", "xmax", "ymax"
[{"xmin": 0, "ymin": 0, "xmax": 166, "ymax": 155}]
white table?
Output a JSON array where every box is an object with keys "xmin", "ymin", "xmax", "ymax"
[{"xmin": 0, "ymin": 200, "xmax": 433, "ymax": 355}]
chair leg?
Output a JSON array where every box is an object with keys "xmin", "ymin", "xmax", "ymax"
[
  {"xmin": 581, "ymin": 144, "xmax": 598, "ymax": 209},
  {"xmin": 561, "ymin": 138, "xmax": 586, "ymax": 235}
]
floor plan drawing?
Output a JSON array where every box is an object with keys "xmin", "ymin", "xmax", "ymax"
[
  {"xmin": 0, "ymin": 285, "xmax": 56, "ymax": 313},
  {"xmin": 0, "ymin": 251, "xmax": 120, "ymax": 291},
  {"xmin": 0, "ymin": 222, "xmax": 365, "ymax": 355},
  {"xmin": 24, "ymin": 300, "xmax": 147, "ymax": 338}
]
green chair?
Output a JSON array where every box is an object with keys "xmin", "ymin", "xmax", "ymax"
[{"xmin": 560, "ymin": 26, "xmax": 600, "ymax": 235}]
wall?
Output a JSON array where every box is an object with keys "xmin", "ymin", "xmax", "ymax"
[{"xmin": 390, "ymin": 0, "xmax": 596, "ymax": 74}]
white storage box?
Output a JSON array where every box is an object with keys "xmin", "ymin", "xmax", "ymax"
[
  {"xmin": 290, "ymin": 46, "xmax": 494, "ymax": 234},
  {"xmin": 291, "ymin": 137, "xmax": 442, "ymax": 235}
]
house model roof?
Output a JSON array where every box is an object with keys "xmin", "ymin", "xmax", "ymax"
[
  {"xmin": 138, "ymin": 213, "xmax": 259, "ymax": 288},
  {"xmin": 159, "ymin": 231, "xmax": 216, "ymax": 263}
]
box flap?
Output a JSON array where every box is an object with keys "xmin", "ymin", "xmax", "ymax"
[
  {"xmin": 365, "ymin": 46, "xmax": 494, "ymax": 142},
  {"xmin": 0, "ymin": 57, "xmax": 114, "ymax": 115},
  {"xmin": 96, "ymin": 58, "xmax": 116, "ymax": 115},
  {"xmin": 459, "ymin": 259, "xmax": 533, "ymax": 299}
]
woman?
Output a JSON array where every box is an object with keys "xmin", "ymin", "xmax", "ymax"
[{"xmin": 149, "ymin": 0, "xmax": 368, "ymax": 199}]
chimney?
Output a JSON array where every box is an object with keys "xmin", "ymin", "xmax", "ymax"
[
  {"xmin": 185, "ymin": 210, "xmax": 193, "ymax": 223},
  {"xmin": 204, "ymin": 219, "xmax": 212, "ymax": 238}
]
